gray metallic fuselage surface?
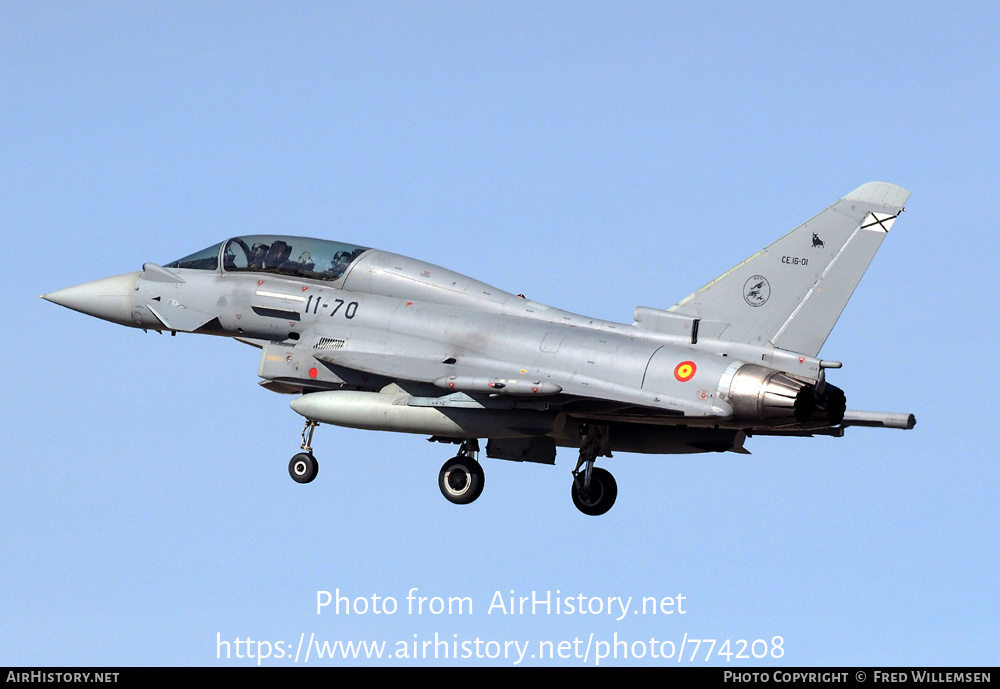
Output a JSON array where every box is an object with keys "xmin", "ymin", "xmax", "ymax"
[{"xmin": 43, "ymin": 184, "xmax": 916, "ymax": 515}]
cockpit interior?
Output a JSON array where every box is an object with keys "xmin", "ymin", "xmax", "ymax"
[{"xmin": 165, "ymin": 235, "xmax": 370, "ymax": 282}]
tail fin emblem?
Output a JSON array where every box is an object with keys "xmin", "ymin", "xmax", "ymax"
[
  {"xmin": 743, "ymin": 276, "xmax": 770, "ymax": 307},
  {"xmin": 860, "ymin": 212, "xmax": 898, "ymax": 233}
]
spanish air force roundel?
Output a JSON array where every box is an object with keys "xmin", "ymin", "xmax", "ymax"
[{"xmin": 674, "ymin": 361, "xmax": 697, "ymax": 382}]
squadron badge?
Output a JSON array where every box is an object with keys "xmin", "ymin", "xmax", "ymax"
[{"xmin": 743, "ymin": 275, "xmax": 770, "ymax": 307}]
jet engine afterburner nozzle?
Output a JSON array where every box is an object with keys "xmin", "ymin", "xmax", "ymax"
[
  {"xmin": 721, "ymin": 364, "xmax": 845, "ymax": 430},
  {"xmin": 809, "ymin": 384, "xmax": 846, "ymax": 428}
]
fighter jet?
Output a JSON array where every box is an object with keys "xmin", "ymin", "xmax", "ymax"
[{"xmin": 43, "ymin": 182, "xmax": 916, "ymax": 515}]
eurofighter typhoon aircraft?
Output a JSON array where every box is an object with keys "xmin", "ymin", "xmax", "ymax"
[{"xmin": 44, "ymin": 182, "xmax": 915, "ymax": 515}]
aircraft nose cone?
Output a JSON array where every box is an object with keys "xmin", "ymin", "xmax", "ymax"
[{"xmin": 42, "ymin": 272, "xmax": 140, "ymax": 327}]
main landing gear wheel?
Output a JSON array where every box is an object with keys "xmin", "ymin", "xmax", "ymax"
[
  {"xmin": 289, "ymin": 452, "xmax": 319, "ymax": 484},
  {"xmin": 570, "ymin": 423, "xmax": 616, "ymax": 515},
  {"xmin": 571, "ymin": 467, "xmax": 617, "ymax": 516},
  {"xmin": 438, "ymin": 455, "xmax": 485, "ymax": 505}
]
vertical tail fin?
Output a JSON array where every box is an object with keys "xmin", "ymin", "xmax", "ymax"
[{"xmin": 668, "ymin": 182, "xmax": 910, "ymax": 356}]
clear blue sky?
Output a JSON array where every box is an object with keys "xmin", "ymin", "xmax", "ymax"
[{"xmin": 2, "ymin": 2, "xmax": 997, "ymax": 666}]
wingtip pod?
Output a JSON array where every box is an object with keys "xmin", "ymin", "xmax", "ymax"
[{"xmin": 841, "ymin": 182, "xmax": 910, "ymax": 214}]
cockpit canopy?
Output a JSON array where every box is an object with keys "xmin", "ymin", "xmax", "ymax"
[{"xmin": 165, "ymin": 235, "xmax": 370, "ymax": 282}]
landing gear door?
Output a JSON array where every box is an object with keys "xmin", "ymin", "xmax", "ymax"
[{"xmin": 486, "ymin": 437, "xmax": 557, "ymax": 464}]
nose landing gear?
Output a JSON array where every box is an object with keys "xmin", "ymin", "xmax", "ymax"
[{"xmin": 288, "ymin": 419, "xmax": 320, "ymax": 484}]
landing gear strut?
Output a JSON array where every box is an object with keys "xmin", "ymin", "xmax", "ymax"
[
  {"xmin": 437, "ymin": 439, "xmax": 485, "ymax": 505},
  {"xmin": 571, "ymin": 424, "xmax": 617, "ymax": 515},
  {"xmin": 289, "ymin": 419, "xmax": 320, "ymax": 484}
]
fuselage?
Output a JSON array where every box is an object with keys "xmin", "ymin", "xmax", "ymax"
[{"xmin": 42, "ymin": 235, "xmax": 847, "ymax": 455}]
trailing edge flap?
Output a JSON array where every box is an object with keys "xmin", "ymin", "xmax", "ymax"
[
  {"xmin": 313, "ymin": 349, "xmax": 730, "ymax": 417},
  {"xmin": 668, "ymin": 182, "xmax": 910, "ymax": 357},
  {"xmin": 146, "ymin": 301, "xmax": 217, "ymax": 332}
]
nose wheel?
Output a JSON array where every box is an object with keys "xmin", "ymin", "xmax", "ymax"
[
  {"xmin": 289, "ymin": 452, "xmax": 319, "ymax": 484},
  {"xmin": 289, "ymin": 419, "xmax": 320, "ymax": 484}
]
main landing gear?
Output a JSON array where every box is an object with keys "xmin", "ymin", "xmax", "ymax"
[
  {"xmin": 437, "ymin": 439, "xmax": 485, "ymax": 505},
  {"xmin": 570, "ymin": 424, "xmax": 617, "ymax": 516}
]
